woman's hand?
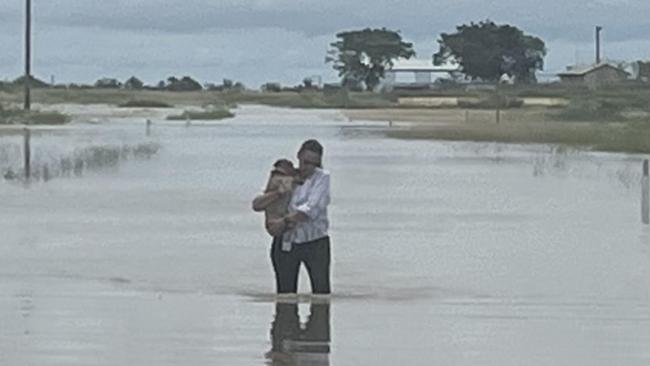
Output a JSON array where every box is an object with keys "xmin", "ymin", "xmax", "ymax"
[
  {"xmin": 284, "ymin": 211, "xmax": 309, "ymax": 224},
  {"xmin": 266, "ymin": 218, "xmax": 286, "ymax": 237}
]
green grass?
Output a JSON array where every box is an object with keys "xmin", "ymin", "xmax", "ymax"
[
  {"xmin": 118, "ymin": 100, "xmax": 173, "ymax": 108},
  {"xmin": 0, "ymin": 107, "xmax": 69, "ymax": 125},
  {"xmin": 219, "ymin": 90, "xmax": 396, "ymax": 109},
  {"xmin": 550, "ymin": 92, "xmax": 650, "ymax": 122},
  {"xmin": 166, "ymin": 108, "xmax": 235, "ymax": 120},
  {"xmin": 1, "ymin": 85, "xmax": 650, "ymax": 125},
  {"xmin": 0, "ymin": 88, "xmax": 396, "ymax": 109},
  {"xmin": 386, "ymin": 120, "xmax": 650, "ymax": 154},
  {"xmin": 1, "ymin": 89, "xmax": 216, "ymax": 106},
  {"xmin": 456, "ymin": 95, "xmax": 524, "ymax": 109}
]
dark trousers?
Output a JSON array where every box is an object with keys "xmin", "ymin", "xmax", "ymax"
[{"xmin": 270, "ymin": 236, "xmax": 331, "ymax": 294}]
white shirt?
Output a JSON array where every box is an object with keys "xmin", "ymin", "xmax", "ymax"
[{"xmin": 284, "ymin": 168, "xmax": 331, "ymax": 245}]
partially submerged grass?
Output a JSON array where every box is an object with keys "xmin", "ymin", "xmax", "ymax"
[
  {"xmin": 0, "ymin": 83, "xmax": 648, "ymax": 111},
  {"xmin": 1, "ymin": 89, "xmax": 214, "ymax": 106},
  {"xmin": 166, "ymin": 108, "xmax": 234, "ymax": 120},
  {"xmin": 0, "ymin": 141, "xmax": 160, "ymax": 182},
  {"xmin": 345, "ymin": 107, "xmax": 650, "ymax": 154},
  {"xmin": 0, "ymin": 107, "xmax": 68, "ymax": 125},
  {"xmin": 118, "ymin": 100, "xmax": 173, "ymax": 108},
  {"xmin": 386, "ymin": 121, "xmax": 650, "ymax": 154},
  {"xmin": 0, "ymin": 88, "xmax": 396, "ymax": 109},
  {"xmin": 219, "ymin": 90, "xmax": 396, "ymax": 109}
]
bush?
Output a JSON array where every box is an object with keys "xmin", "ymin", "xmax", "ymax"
[
  {"xmin": 166, "ymin": 108, "xmax": 234, "ymax": 120},
  {"xmin": 118, "ymin": 100, "xmax": 173, "ymax": 108},
  {"xmin": 27, "ymin": 111, "xmax": 69, "ymax": 124},
  {"xmin": 0, "ymin": 108, "xmax": 68, "ymax": 125},
  {"xmin": 261, "ymin": 82, "xmax": 282, "ymax": 92},
  {"xmin": 95, "ymin": 78, "xmax": 122, "ymax": 89},
  {"xmin": 124, "ymin": 76, "xmax": 144, "ymax": 90},
  {"xmin": 165, "ymin": 76, "xmax": 203, "ymax": 91},
  {"xmin": 12, "ymin": 75, "xmax": 50, "ymax": 88}
]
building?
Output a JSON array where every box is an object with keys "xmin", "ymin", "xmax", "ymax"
[
  {"xmin": 557, "ymin": 63, "xmax": 629, "ymax": 88},
  {"xmin": 635, "ymin": 61, "xmax": 650, "ymax": 82},
  {"xmin": 380, "ymin": 58, "xmax": 460, "ymax": 91}
]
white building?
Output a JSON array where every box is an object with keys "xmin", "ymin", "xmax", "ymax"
[{"xmin": 380, "ymin": 58, "xmax": 460, "ymax": 91}]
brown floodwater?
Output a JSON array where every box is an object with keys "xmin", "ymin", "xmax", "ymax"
[{"xmin": 1, "ymin": 104, "xmax": 649, "ymax": 365}]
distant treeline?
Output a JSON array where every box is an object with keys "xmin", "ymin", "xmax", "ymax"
[
  {"xmin": 0, "ymin": 75, "xmax": 232, "ymax": 92},
  {"xmin": 0, "ymin": 75, "xmax": 325, "ymax": 93}
]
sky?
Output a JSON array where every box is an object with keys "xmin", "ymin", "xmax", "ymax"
[{"xmin": 0, "ymin": 0, "xmax": 649, "ymax": 88}]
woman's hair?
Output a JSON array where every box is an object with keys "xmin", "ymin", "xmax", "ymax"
[{"xmin": 298, "ymin": 139, "xmax": 323, "ymax": 157}]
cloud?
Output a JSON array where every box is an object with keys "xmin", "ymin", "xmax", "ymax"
[
  {"xmin": 1, "ymin": 23, "xmax": 338, "ymax": 87},
  {"xmin": 0, "ymin": 0, "xmax": 648, "ymax": 42},
  {"xmin": 1, "ymin": 0, "xmax": 649, "ymax": 85}
]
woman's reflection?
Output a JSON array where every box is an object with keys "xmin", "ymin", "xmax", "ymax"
[{"xmin": 266, "ymin": 301, "xmax": 331, "ymax": 365}]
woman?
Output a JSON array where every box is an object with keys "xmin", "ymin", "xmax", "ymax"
[{"xmin": 252, "ymin": 139, "xmax": 331, "ymax": 295}]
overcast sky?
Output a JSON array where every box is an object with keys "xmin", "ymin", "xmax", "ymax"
[{"xmin": 1, "ymin": 0, "xmax": 649, "ymax": 87}]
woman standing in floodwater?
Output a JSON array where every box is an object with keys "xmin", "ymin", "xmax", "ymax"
[{"xmin": 252, "ymin": 139, "xmax": 332, "ymax": 295}]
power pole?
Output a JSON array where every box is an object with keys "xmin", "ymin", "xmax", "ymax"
[
  {"xmin": 595, "ymin": 26, "xmax": 602, "ymax": 64},
  {"xmin": 24, "ymin": 0, "xmax": 32, "ymax": 111}
]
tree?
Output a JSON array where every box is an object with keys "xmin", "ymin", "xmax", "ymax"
[
  {"xmin": 206, "ymin": 79, "xmax": 245, "ymax": 92},
  {"xmin": 326, "ymin": 28, "xmax": 415, "ymax": 91},
  {"xmin": 94, "ymin": 78, "xmax": 121, "ymax": 89},
  {"xmin": 179, "ymin": 76, "xmax": 202, "ymax": 91},
  {"xmin": 12, "ymin": 75, "xmax": 49, "ymax": 88},
  {"xmin": 433, "ymin": 20, "xmax": 546, "ymax": 83},
  {"xmin": 164, "ymin": 76, "xmax": 203, "ymax": 91},
  {"xmin": 124, "ymin": 76, "xmax": 144, "ymax": 89},
  {"xmin": 261, "ymin": 82, "xmax": 281, "ymax": 92}
]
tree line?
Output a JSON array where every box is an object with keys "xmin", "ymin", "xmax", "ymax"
[
  {"xmin": 94, "ymin": 76, "xmax": 246, "ymax": 91},
  {"xmin": 1, "ymin": 75, "xmax": 248, "ymax": 92},
  {"xmin": 326, "ymin": 20, "xmax": 547, "ymax": 91}
]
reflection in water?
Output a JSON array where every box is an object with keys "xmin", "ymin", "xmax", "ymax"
[
  {"xmin": 0, "ymin": 141, "xmax": 160, "ymax": 183},
  {"xmin": 266, "ymin": 301, "xmax": 330, "ymax": 365},
  {"xmin": 532, "ymin": 146, "xmax": 575, "ymax": 177}
]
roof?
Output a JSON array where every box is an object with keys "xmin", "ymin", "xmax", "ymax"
[
  {"xmin": 557, "ymin": 63, "xmax": 630, "ymax": 77},
  {"xmin": 388, "ymin": 58, "xmax": 460, "ymax": 72}
]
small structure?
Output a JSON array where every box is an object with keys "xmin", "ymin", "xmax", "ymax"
[
  {"xmin": 557, "ymin": 63, "xmax": 629, "ymax": 88},
  {"xmin": 381, "ymin": 58, "xmax": 460, "ymax": 91},
  {"xmin": 499, "ymin": 73, "xmax": 515, "ymax": 85},
  {"xmin": 94, "ymin": 78, "xmax": 122, "ymax": 89},
  {"xmin": 635, "ymin": 61, "xmax": 650, "ymax": 82}
]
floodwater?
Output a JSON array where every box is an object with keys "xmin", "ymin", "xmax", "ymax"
[{"xmin": 1, "ymin": 104, "xmax": 649, "ymax": 366}]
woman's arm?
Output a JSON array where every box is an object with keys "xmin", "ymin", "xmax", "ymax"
[
  {"xmin": 285, "ymin": 172, "xmax": 330, "ymax": 223},
  {"xmin": 284, "ymin": 210, "xmax": 309, "ymax": 223}
]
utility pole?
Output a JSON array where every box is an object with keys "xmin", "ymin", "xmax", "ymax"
[
  {"xmin": 595, "ymin": 26, "xmax": 602, "ymax": 64},
  {"xmin": 24, "ymin": 0, "xmax": 32, "ymax": 111}
]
